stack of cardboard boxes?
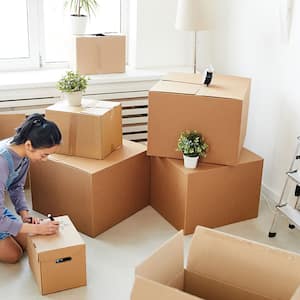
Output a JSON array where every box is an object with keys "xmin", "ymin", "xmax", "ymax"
[
  {"xmin": 147, "ymin": 72, "xmax": 264, "ymax": 234},
  {"xmin": 30, "ymin": 98, "xmax": 150, "ymax": 238}
]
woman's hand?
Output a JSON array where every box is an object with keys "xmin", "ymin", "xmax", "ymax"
[
  {"xmin": 34, "ymin": 220, "xmax": 60, "ymax": 235},
  {"xmin": 22, "ymin": 216, "xmax": 40, "ymax": 224}
]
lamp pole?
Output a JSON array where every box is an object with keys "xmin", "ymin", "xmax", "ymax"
[{"xmin": 193, "ymin": 31, "xmax": 197, "ymax": 73}]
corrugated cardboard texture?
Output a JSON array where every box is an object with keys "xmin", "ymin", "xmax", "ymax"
[
  {"xmin": 30, "ymin": 140, "xmax": 150, "ymax": 237},
  {"xmin": 150, "ymin": 148, "xmax": 263, "ymax": 234},
  {"xmin": 46, "ymin": 99, "xmax": 122, "ymax": 159},
  {"xmin": 131, "ymin": 227, "xmax": 300, "ymax": 300},
  {"xmin": 27, "ymin": 216, "xmax": 86, "ymax": 295},
  {"xmin": 186, "ymin": 227, "xmax": 300, "ymax": 300},
  {"xmin": 75, "ymin": 35, "xmax": 125, "ymax": 75},
  {"xmin": 147, "ymin": 72, "xmax": 251, "ymax": 165}
]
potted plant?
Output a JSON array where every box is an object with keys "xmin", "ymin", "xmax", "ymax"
[
  {"xmin": 176, "ymin": 130, "xmax": 208, "ymax": 169},
  {"xmin": 57, "ymin": 71, "xmax": 89, "ymax": 106},
  {"xmin": 64, "ymin": 0, "xmax": 99, "ymax": 35}
]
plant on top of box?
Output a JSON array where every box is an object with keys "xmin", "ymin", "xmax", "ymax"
[
  {"xmin": 177, "ymin": 130, "xmax": 208, "ymax": 169},
  {"xmin": 57, "ymin": 71, "xmax": 89, "ymax": 107},
  {"xmin": 64, "ymin": 0, "xmax": 99, "ymax": 35}
]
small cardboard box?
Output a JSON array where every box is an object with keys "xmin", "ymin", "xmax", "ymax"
[
  {"xmin": 150, "ymin": 148, "xmax": 263, "ymax": 234},
  {"xmin": 27, "ymin": 215, "xmax": 86, "ymax": 295},
  {"xmin": 131, "ymin": 226, "xmax": 300, "ymax": 300},
  {"xmin": 0, "ymin": 113, "xmax": 25, "ymax": 139},
  {"xmin": 30, "ymin": 140, "xmax": 150, "ymax": 237},
  {"xmin": 147, "ymin": 72, "xmax": 251, "ymax": 165},
  {"xmin": 46, "ymin": 99, "xmax": 122, "ymax": 160},
  {"xmin": 74, "ymin": 34, "xmax": 126, "ymax": 75}
]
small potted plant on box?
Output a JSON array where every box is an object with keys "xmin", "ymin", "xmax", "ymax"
[
  {"xmin": 57, "ymin": 71, "xmax": 89, "ymax": 106},
  {"xmin": 177, "ymin": 130, "xmax": 208, "ymax": 169},
  {"xmin": 65, "ymin": 0, "xmax": 99, "ymax": 35}
]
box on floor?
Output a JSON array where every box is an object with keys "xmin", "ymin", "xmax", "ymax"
[
  {"xmin": 150, "ymin": 148, "xmax": 263, "ymax": 234},
  {"xmin": 46, "ymin": 99, "xmax": 122, "ymax": 160},
  {"xmin": 0, "ymin": 113, "xmax": 30, "ymax": 188},
  {"xmin": 27, "ymin": 215, "xmax": 86, "ymax": 295},
  {"xmin": 147, "ymin": 72, "xmax": 251, "ymax": 165},
  {"xmin": 0, "ymin": 113, "xmax": 25, "ymax": 139},
  {"xmin": 73, "ymin": 34, "xmax": 126, "ymax": 75},
  {"xmin": 30, "ymin": 140, "xmax": 150, "ymax": 237},
  {"xmin": 131, "ymin": 226, "xmax": 300, "ymax": 300}
]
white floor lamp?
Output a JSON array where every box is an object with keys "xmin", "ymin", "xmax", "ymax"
[{"xmin": 175, "ymin": 0, "xmax": 213, "ymax": 73}]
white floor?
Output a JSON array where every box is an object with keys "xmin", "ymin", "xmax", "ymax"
[{"xmin": 1, "ymin": 191, "xmax": 300, "ymax": 300}]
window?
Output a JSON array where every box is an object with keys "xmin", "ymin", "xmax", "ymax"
[{"xmin": 0, "ymin": 0, "xmax": 122, "ymax": 71}]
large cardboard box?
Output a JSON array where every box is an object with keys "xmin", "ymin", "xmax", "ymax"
[
  {"xmin": 30, "ymin": 140, "xmax": 150, "ymax": 237},
  {"xmin": 0, "ymin": 113, "xmax": 30, "ymax": 188},
  {"xmin": 147, "ymin": 72, "xmax": 251, "ymax": 165},
  {"xmin": 0, "ymin": 113, "xmax": 25, "ymax": 139},
  {"xmin": 27, "ymin": 215, "xmax": 86, "ymax": 295},
  {"xmin": 46, "ymin": 99, "xmax": 122, "ymax": 160},
  {"xmin": 150, "ymin": 148, "xmax": 263, "ymax": 234},
  {"xmin": 74, "ymin": 34, "xmax": 126, "ymax": 75},
  {"xmin": 131, "ymin": 226, "xmax": 300, "ymax": 300}
]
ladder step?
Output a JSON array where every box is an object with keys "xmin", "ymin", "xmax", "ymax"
[
  {"xmin": 287, "ymin": 170, "xmax": 300, "ymax": 184},
  {"xmin": 278, "ymin": 205, "xmax": 300, "ymax": 228}
]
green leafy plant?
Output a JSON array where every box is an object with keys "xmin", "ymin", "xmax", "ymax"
[
  {"xmin": 57, "ymin": 71, "xmax": 89, "ymax": 93},
  {"xmin": 177, "ymin": 130, "xmax": 208, "ymax": 158},
  {"xmin": 64, "ymin": 0, "xmax": 98, "ymax": 17}
]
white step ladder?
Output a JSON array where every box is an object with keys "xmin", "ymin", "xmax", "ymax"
[{"xmin": 268, "ymin": 136, "xmax": 300, "ymax": 237}]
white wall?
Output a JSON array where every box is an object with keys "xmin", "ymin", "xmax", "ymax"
[
  {"xmin": 131, "ymin": 0, "xmax": 300, "ymax": 200},
  {"xmin": 209, "ymin": 0, "xmax": 300, "ymax": 200}
]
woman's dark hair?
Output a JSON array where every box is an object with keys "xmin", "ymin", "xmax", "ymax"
[{"xmin": 11, "ymin": 113, "xmax": 62, "ymax": 149}]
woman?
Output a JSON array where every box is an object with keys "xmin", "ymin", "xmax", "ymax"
[{"xmin": 0, "ymin": 113, "xmax": 62, "ymax": 263}]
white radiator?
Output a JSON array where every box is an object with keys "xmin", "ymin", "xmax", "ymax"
[{"xmin": 0, "ymin": 90, "xmax": 150, "ymax": 143}]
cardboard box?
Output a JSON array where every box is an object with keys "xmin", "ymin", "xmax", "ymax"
[
  {"xmin": 27, "ymin": 215, "xmax": 86, "ymax": 295},
  {"xmin": 74, "ymin": 34, "xmax": 126, "ymax": 75},
  {"xmin": 147, "ymin": 72, "xmax": 251, "ymax": 165},
  {"xmin": 131, "ymin": 226, "xmax": 300, "ymax": 300},
  {"xmin": 150, "ymin": 148, "xmax": 263, "ymax": 234},
  {"xmin": 0, "ymin": 113, "xmax": 25, "ymax": 139},
  {"xmin": 30, "ymin": 140, "xmax": 150, "ymax": 237},
  {"xmin": 46, "ymin": 99, "xmax": 122, "ymax": 160},
  {"xmin": 0, "ymin": 113, "xmax": 30, "ymax": 188}
]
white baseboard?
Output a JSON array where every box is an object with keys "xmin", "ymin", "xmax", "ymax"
[{"xmin": 261, "ymin": 184, "xmax": 279, "ymax": 205}]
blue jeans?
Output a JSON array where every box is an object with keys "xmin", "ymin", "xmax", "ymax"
[{"xmin": 0, "ymin": 208, "xmax": 18, "ymax": 240}]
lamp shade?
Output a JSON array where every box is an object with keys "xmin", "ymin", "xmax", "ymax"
[{"xmin": 175, "ymin": 0, "xmax": 213, "ymax": 31}]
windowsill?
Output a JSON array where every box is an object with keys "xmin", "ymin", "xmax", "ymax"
[{"xmin": 0, "ymin": 66, "xmax": 192, "ymax": 90}]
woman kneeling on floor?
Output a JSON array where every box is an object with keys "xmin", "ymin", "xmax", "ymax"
[{"xmin": 0, "ymin": 113, "xmax": 61, "ymax": 263}]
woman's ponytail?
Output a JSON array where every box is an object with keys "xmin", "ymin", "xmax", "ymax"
[{"xmin": 11, "ymin": 113, "xmax": 61, "ymax": 149}]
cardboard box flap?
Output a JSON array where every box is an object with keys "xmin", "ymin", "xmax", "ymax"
[
  {"xmin": 150, "ymin": 80, "xmax": 200, "ymax": 95},
  {"xmin": 187, "ymin": 226, "xmax": 300, "ymax": 300},
  {"xmin": 156, "ymin": 73, "xmax": 250, "ymax": 100},
  {"xmin": 135, "ymin": 231, "xmax": 184, "ymax": 289},
  {"xmin": 131, "ymin": 276, "xmax": 201, "ymax": 300},
  {"xmin": 49, "ymin": 139, "xmax": 146, "ymax": 173},
  {"xmin": 31, "ymin": 216, "xmax": 84, "ymax": 256}
]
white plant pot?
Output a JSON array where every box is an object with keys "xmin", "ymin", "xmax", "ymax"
[
  {"xmin": 183, "ymin": 155, "xmax": 199, "ymax": 169},
  {"xmin": 70, "ymin": 15, "xmax": 88, "ymax": 35},
  {"xmin": 64, "ymin": 91, "xmax": 82, "ymax": 106}
]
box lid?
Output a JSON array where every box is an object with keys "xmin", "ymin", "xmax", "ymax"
[
  {"xmin": 48, "ymin": 139, "xmax": 146, "ymax": 174},
  {"xmin": 151, "ymin": 72, "xmax": 250, "ymax": 101},
  {"xmin": 187, "ymin": 226, "xmax": 300, "ymax": 300},
  {"xmin": 30, "ymin": 215, "xmax": 85, "ymax": 262},
  {"xmin": 47, "ymin": 99, "xmax": 120, "ymax": 116}
]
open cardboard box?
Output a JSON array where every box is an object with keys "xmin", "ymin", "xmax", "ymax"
[
  {"xmin": 131, "ymin": 226, "xmax": 300, "ymax": 300},
  {"xmin": 147, "ymin": 72, "xmax": 251, "ymax": 165},
  {"xmin": 27, "ymin": 215, "xmax": 86, "ymax": 295},
  {"xmin": 46, "ymin": 99, "xmax": 122, "ymax": 160}
]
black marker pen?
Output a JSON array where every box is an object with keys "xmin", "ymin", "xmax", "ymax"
[{"xmin": 47, "ymin": 214, "xmax": 54, "ymax": 221}]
